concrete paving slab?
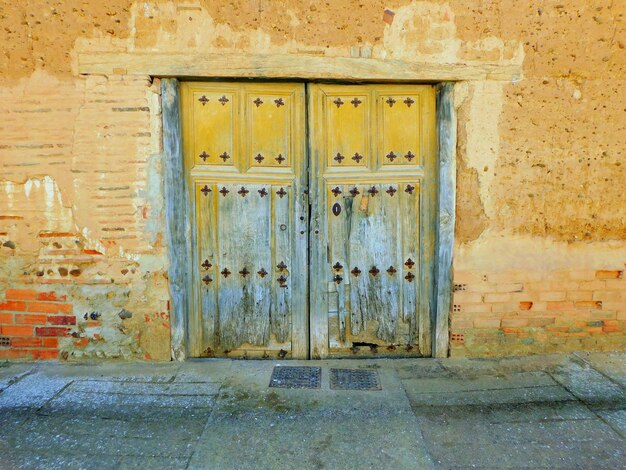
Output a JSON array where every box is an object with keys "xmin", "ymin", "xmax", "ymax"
[
  {"xmin": 175, "ymin": 359, "xmax": 233, "ymax": 383},
  {"xmin": 599, "ymin": 409, "xmax": 626, "ymax": 438},
  {"xmin": 0, "ymin": 371, "xmax": 71, "ymax": 410},
  {"xmin": 577, "ymin": 352, "xmax": 626, "ymax": 388},
  {"xmin": 67, "ymin": 379, "xmax": 219, "ymax": 396}
]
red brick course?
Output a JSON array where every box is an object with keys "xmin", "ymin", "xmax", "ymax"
[{"xmin": 0, "ymin": 288, "xmax": 74, "ymax": 360}]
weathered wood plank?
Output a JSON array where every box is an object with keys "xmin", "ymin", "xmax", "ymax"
[
  {"xmin": 434, "ymin": 83, "xmax": 456, "ymax": 358},
  {"xmin": 272, "ymin": 185, "xmax": 291, "ymax": 343},
  {"xmin": 401, "ymin": 182, "xmax": 419, "ymax": 345},
  {"xmin": 216, "ymin": 184, "xmax": 272, "ymax": 350},
  {"xmin": 196, "ymin": 183, "xmax": 217, "ymax": 355},
  {"xmin": 78, "ymin": 52, "xmax": 521, "ymax": 82},
  {"xmin": 161, "ymin": 78, "xmax": 192, "ymax": 361},
  {"xmin": 328, "ymin": 184, "xmax": 349, "ymax": 342}
]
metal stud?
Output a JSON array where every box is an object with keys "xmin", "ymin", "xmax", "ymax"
[
  {"xmin": 333, "ymin": 98, "xmax": 344, "ymax": 108},
  {"xmin": 277, "ymin": 275, "xmax": 288, "ymax": 288},
  {"xmin": 277, "ymin": 187, "xmax": 287, "ymax": 198},
  {"xmin": 198, "ymin": 95, "xmax": 209, "ymax": 105},
  {"xmin": 239, "ymin": 267, "xmax": 250, "ymax": 277},
  {"xmin": 218, "ymin": 95, "xmax": 229, "ymax": 106},
  {"xmin": 386, "ymin": 151, "xmax": 397, "ymax": 162},
  {"xmin": 221, "ymin": 268, "xmax": 231, "ymax": 278},
  {"xmin": 258, "ymin": 188, "xmax": 268, "ymax": 197},
  {"xmin": 219, "ymin": 187, "xmax": 230, "ymax": 197},
  {"xmin": 352, "ymin": 153, "xmax": 364, "ymax": 163},
  {"xmin": 386, "ymin": 186, "xmax": 397, "ymax": 196},
  {"xmin": 369, "ymin": 266, "xmax": 380, "ymax": 276},
  {"xmin": 350, "ymin": 97, "xmax": 362, "ymax": 108},
  {"xmin": 258, "ymin": 268, "xmax": 268, "ymax": 278},
  {"xmin": 201, "ymin": 259, "xmax": 212, "ymax": 270},
  {"xmin": 333, "ymin": 262, "xmax": 343, "ymax": 271},
  {"xmin": 275, "ymin": 154, "xmax": 286, "ymax": 164},
  {"xmin": 405, "ymin": 184, "xmax": 415, "ymax": 194},
  {"xmin": 368, "ymin": 186, "xmax": 379, "ymax": 196},
  {"xmin": 349, "ymin": 187, "xmax": 360, "ymax": 197},
  {"xmin": 277, "ymin": 261, "xmax": 287, "ymax": 271},
  {"xmin": 202, "ymin": 275, "xmax": 212, "ymax": 285},
  {"xmin": 274, "ymin": 98, "xmax": 285, "ymax": 107},
  {"xmin": 199, "ymin": 151, "xmax": 209, "ymax": 161},
  {"xmin": 405, "ymin": 272, "xmax": 415, "ymax": 282},
  {"xmin": 386, "ymin": 266, "xmax": 397, "ymax": 275},
  {"xmin": 404, "ymin": 97, "xmax": 415, "ymax": 107},
  {"xmin": 404, "ymin": 151, "xmax": 415, "ymax": 162},
  {"xmin": 405, "ymin": 258, "xmax": 415, "ymax": 269},
  {"xmin": 219, "ymin": 152, "xmax": 230, "ymax": 162},
  {"xmin": 254, "ymin": 153, "xmax": 264, "ymax": 163},
  {"xmin": 253, "ymin": 97, "xmax": 263, "ymax": 107},
  {"xmin": 351, "ymin": 267, "xmax": 362, "ymax": 276},
  {"xmin": 386, "ymin": 97, "xmax": 396, "ymax": 107},
  {"xmin": 333, "ymin": 274, "xmax": 343, "ymax": 284},
  {"xmin": 334, "ymin": 153, "xmax": 345, "ymax": 163},
  {"xmin": 238, "ymin": 186, "xmax": 249, "ymax": 197},
  {"xmin": 201, "ymin": 185, "xmax": 211, "ymax": 196},
  {"xmin": 331, "ymin": 187, "xmax": 342, "ymax": 197}
]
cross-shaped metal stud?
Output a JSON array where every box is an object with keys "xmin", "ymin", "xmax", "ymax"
[
  {"xmin": 202, "ymin": 275, "xmax": 212, "ymax": 285},
  {"xmin": 368, "ymin": 186, "xmax": 379, "ymax": 196},
  {"xmin": 253, "ymin": 97, "xmax": 263, "ymax": 107},
  {"xmin": 258, "ymin": 268, "xmax": 268, "ymax": 278},
  {"xmin": 277, "ymin": 275, "xmax": 288, "ymax": 288},
  {"xmin": 351, "ymin": 267, "xmax": 362, "ymax": 276},
  {"xmin": 387, "ymin": 266, "xmax": 397, "ymax": 275},
  {"xmin": 218, "ymin": 95, "xmax": 229, "ymax": 106},
  {"xmin": 405, "ymin": 184, "xmax": 415, "ymax": 194},
  {"xmin": 405, "ymin": 258, "xmax": 415, "ymax": 269},
  {"xmin": 386, "ymin": 186, "xmax": 397, "ymax": 196},
  {"xmin": 219, "ymin": 187, "xmax": 230, "ymax": 197},
  {"xmin": 386, "ymin": 151, "xmax": 397, "ymax": 162},
  {"xmin": 258, "ymin": 188, "xmax": 268, "ymax": 197},
  {"xmin": 238, "ymin": 186, "xmax": 249, "ymax": 197},
  {"xmin": 386, "ymin": 97, "xmax": 396, "ymax": 107},
  {"xmin": 404, "ymin": 151, "xmax": 415, "ymax": 161},
  {"xmin": 333, "ymin": 262, "xmax": 343, "ymax": 271},
  {"xmin": 277, "ymin": 187, "xmax": 287, "ymax": 198},
  {"xmin": 274, "ymin": 98, "xmax": 285, "ymax": 107},
  {"xmin": 403, "ymin": 97, "xmax": 415, "ymax": 107},
  {"xmin": 369, "ymin": 266, "xmax": 380, "ymax": 276},
  {"xmin": 350, "ymin": 97, "xmax": 362, "ymax": 108},
  {"xmin": 199, "ymin": 151, "xmax": 209, "ymax": 161},
  {"xmin": 239, "ymin": 267, "xmax": 250, "ymax": 277},
  {"xmin": 277, "ymin": 261, "xmax": 287, "ymax": 271},
  {"xmin": 405, "ymin": 272, "xmax": 415, "ymax": 282},
  {"xmin": 201, "ymin": 185, "xmax": 211, "ymax": 196},
  {"xmin": 352, "ymin": 153, "xmax": 364, "ymax": 163},
  {"xmin": 331, "ymin": 187, "xmax": 342, "ymax": 197},
  {"xmin": 198, "ymin": 95, "xmax": 209, "ymax": 105},
  {"xmin": 219, "ymin": 152, "xmax": 230, "ymax": 162},
  {"xmin": 254, "ymin": 153, "xmax": 264, "ymax": 163},
  {"xmin": 349, "ymin": 187, "xmax": 360, "ymax": 197},
  {"xmin": 275, "ymin": 154, "xmax": 285, "ymax": 164},
  {"xmin": 334, "ymin": 153, "xmax": 345, "ymax": 163},
  {"xmin": 333, "ymin": 274, "xmax": 343, "ymax": 284},
  {"xmin": 201, "ymin": 259, "xmax": 212, "ymax": 270},
  {"xmin": 221, "ymin": 268, "xmax": 231, "ymax": 278},
  {"xmin": 333, "ymin": 98, "xmax": 344, "ymax": 108}
]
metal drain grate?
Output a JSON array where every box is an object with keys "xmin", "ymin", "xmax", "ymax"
[
  {"xmin": 330, "ymin": 368, "xmax": 382, "ymax": 391},
  {"xmin": 269, "ymin": 366, "xmax": 321, "ymax": 389}
]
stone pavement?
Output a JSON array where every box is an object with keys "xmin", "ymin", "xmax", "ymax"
[{"xmin": 0, "ymin": 352, "xmax": 624, "ymax": 470}]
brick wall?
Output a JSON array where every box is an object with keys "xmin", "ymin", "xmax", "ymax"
[
  {"xmin": 0, "ymin": 289, "xmax": 75, "ymax": 360},
  {"xmin": 450, "ymin": 268, "xmax": 626, "ymax": 356}
]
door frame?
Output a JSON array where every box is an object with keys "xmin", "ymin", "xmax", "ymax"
[{"xmin": 162, "ymin": 78, "xmax": 455, "ymax": 360}]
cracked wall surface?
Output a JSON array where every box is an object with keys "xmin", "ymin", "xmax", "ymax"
[{"xmin": 0, "ymin": 0, "xmax": 624, "ymax": 359}]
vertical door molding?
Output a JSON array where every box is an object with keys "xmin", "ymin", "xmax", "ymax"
[
  {"xmin": 162, "ymin": 78, "xmax": 192, "ymax": 360},
  {"xmin": 434, "ymin": 82, "xmax": 456, "ymax": 358}
]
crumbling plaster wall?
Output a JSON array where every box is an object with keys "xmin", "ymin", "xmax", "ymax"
[{"xmin": 0, "ymin": 0, "xmax": 623, "ymax": 359}]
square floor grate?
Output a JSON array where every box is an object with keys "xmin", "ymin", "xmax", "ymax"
[
  {"xmin": 330, "ymin": 368, "xmax": 382, "ymax": 391},
  {"xmin": 269, "ymin": 366, "xmax": 321, "ymax": 389}
]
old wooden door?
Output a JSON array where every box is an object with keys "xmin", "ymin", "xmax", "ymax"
[
  {"xmin": 181, "ymin": 82, "xmax": 308, "ymax": 358},
  {"xmin": 181, "ymin": 82, "xmax": 436, "ymax": 359},
  {"xmin": 308, "ymin": 84, "xmax": 436, "ymax": 358}
]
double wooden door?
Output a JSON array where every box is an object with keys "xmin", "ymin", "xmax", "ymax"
[{"xmin": 181, "ymin": 82, "xmax": 436, "ymax": 359}]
